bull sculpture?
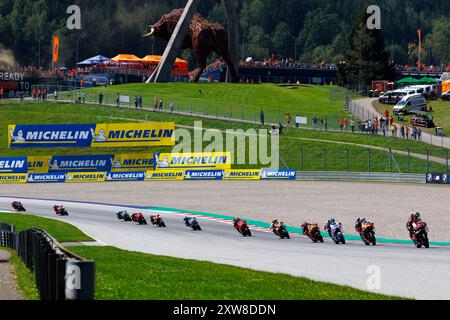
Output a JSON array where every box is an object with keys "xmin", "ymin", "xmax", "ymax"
[{"xmin": 144, "ymin": 9, "xmax": 239, "ymax": 82}]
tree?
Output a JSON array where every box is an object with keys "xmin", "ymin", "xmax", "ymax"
[
  {"xmin": 271, "ymin": 22, "xmax": 292, "ymax": 57},
  {"xmin": 341, "ymin": 9, "xmax": 392, "ymax": 85}
]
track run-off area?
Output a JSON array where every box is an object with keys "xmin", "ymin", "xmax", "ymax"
[{"xmin": 1, "ymin": 180, "xmax": 449, "ymax": 300}]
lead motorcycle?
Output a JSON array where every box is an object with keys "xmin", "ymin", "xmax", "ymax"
[
  {"xmin": 12, "ymin": 201, "xmax": 26, "ymax": 212},
  {"xmin": 326, "ymin": 222, "xmax": 345, "ymax": 244},
  {"xmin": 359, "ymin": 222, "xmax": 376, "ymax": 246},
  {"xmin": 132, "ymin": 212, "xmax": 148, "ymax": 225},
  {"xmin": 411, "ymin": 221, "xmax": 430, "ymax": 249},
  {"xmin": 53, "ymin": 205, "xmax": 69, "ymax": 216}
]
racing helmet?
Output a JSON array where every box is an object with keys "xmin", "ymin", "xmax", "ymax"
[
  {"xmin": 301, "ymin": 222, "xmax": 308, "ymax": 228},
  {"xmin": 414, "ymin": 212, "xmax": 421, "ymax": 220}
]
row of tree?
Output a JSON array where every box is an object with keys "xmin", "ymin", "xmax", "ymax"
[{"xmin": 0, "ymin": 0, "xmax": 449, "ymax": 73}]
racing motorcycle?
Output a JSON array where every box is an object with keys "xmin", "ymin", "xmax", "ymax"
[
  {"xmin": 150, "ymin": 215, "xmax": 166, "ymax": 228},
  {"xmin": 234, "ymin": 220, "xmax": 252, "ymax": 237},
  {"xmin": 53, "ymin": 205, "xmax": 69, "ymax": 216},
  {"xmin": 132, "ymin": 212, "xmax": 148, "ymax": 225},
  {"xmin": 359, "ymin": 222, "xmax": 376, "ymax": 246},
  {"xmin": 117, "ymin": 210, "xmax": 128, "ymax": 220},
  {"xmin": 326, "ymin": 222, "xmax": 345, "ymax": 244},
  {"xmin": 272, "ymin": 226, "xmax": 290, "ymax": 239},
  {"xmin": 411, "ymin": 221, "xmax": 430, "ymax": 249},
  {"xmin": 11, "ymin": 201, "xmax": 26, "ymax": 212},
  {"xmin": 303, "ymin": 224, "xmax": 324, "ymax": 243},
  {"xmin": 184, "ymin": 217, "xmax": 202, "ymax": 231}
]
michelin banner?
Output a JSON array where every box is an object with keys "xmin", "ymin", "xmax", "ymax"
[
  {"xmin": 261, "ymin": 169, "xmax": 297, "ymax": 180},
  {"xmin": 28, "ymin": 153, "xmax": 155, "ymax": 173},
  {"xmin": 223, "ymin": 169, "xmax": 261, "ymax": 180},
  {"xmin": 27, "ymin": 173, "xmax": 67, "ymax": 184},
  {"xmin": 0, "ymin": 174, "xmax": 28, "ymax": 184},
  {"xmin": 66, "ymin": 172, "xmax": 107, "ymax": 183},
  {"xmin": 0, "ymin": 157, "xmax": 28, "ymax": 173},
  {"xmin": 8, "ymin": 123, "xmax": 175, "ymax": 148},
  {"xmin": 184, "ymin": 170, "xmax": 224, "ymax": 180},
  {"xmin": 154, "ymin": 152, "xmax": 231, "ymax": 170},
  {"xmin": 145, "ymin": 170, "xmax": 185, "ymax": 181}
]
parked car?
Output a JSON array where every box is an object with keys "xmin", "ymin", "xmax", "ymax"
[
  {"xmin": 411, "ymin": 112, "xmax": 435, "ymax": 128},
  {"xmin": 442, "ymin": 90, "xmax": 450, "ymax": 101}
]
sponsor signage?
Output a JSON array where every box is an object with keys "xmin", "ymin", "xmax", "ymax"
[
  {"xmin": 0, "ymin": 157, "xmax": 28, "ymax": 173},
  {"xmin": 27, "ymin": 173, "xmax": 66, "ymax": 183},
  {"xmin": 105, "ymin": 171, "xmax": 146, "ymax": 182},
  {"xmin": 0, "ymin": 174, "xmax": 28, "ymax": 184},
  {"xmin": 184, "ymin": 170, "xmax": 224, "ymax": 181},
  {"xmin": 154, "ymin": 152, "xmax": 231, "ymax": 170},
  {"xmin": 66, "ymin": 172, "xmax": 107, "ymax": 183},
  {"xmin": 426, "ymin": 172, "xmax": 449, "ymax": 184},
  {"xmin": 8, "ymin": 123, "xmax": 175, "ymax": 148},
  {"xmin": 47, "ymin": 154, "xmax": 113, "ymax": 172},
  {"xmin": 145, "ymin": 170, "xmax": 185, "ymax": 181},
  {"xmin": 111, "ymin": 153, "xmax": 155, "ymax": 172},
  {"xmin": 261, "ymin": 169, "xmax": 297, "ymax": 180},
  {"xmin": 223, "ymin": 169, "xmax": 261, "ymax": 180}
]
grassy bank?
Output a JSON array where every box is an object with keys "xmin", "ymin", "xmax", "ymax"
[
  {"xmin": 69, "ymin": 246, "xmax": 402, "ymax": 300},
  {"xmin": 1, "ymin": 101, "xmax": 447, "ymax": 173},
  {"xmin": 0, "ymin": 213, "xmax": 93, "ymax": 242}
]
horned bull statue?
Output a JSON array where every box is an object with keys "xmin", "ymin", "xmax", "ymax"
[{"xmin": 143, "ymin": 9, "xmax": 239, "ymax": 83}]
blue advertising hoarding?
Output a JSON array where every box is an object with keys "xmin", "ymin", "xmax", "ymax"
[
  {"xmin": 47, "ymin": 155, "xmax": 114, "ymax": 172},
  {"xmin": 184, "ymin": 170, "xmax": 224, "ymax": 180},
  {"xmin": 0, "ymin": 157, "xmax": 28, "ymax": 173},
  {"xmin": 27, "ymin": 173, "xmax": 67, "ymax": 183},
  {"xmin": 260, "ymin": 169, "xmax": 297, "ymax": 180},
  {"xmin": 105, "ymin": 171, "xmax": 146, "ymax": 182}
]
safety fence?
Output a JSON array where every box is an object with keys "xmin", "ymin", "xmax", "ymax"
[
  {"xmin": 295, "ymin": 148, "xmax": 449, "ymax": 174},
  {"xmin": 0, "ymin": 224, "xmax": 96, "ymax": 300}
]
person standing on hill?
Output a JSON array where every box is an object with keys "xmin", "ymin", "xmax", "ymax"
[{"xmin": 260, "ymin": 111, "xmax": 265, "ymax": 126}]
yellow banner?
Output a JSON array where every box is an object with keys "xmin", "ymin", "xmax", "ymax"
[
  {"xmin": 111, "ymin": 153, "xmax": 154, "ymax": 172},
  {"xmin": 145, "ymin": 170, "xmax": 185, "ymax": 181},
  {"xmin": 28, "ymin": 156, "xmax": 51, "ymax": 173},
  {"xmin": 154, "ymin": 152, "xmax": 231, "ymax": 170},
  {"xmin": 66, "ymin": 172, "xmax": 106, "ymax": 183},
  {"xmin": 223, "ymin": 169, "xmax": 261, "ymax": 180},
  {"xmin": 0, "ymin": 174, "xmax": 28, "ymax": 184},
  {"xmin": 91, "ymin": 123, "xmax": 175, "ymax": 147}
]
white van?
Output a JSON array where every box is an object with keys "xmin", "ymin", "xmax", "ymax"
[{"xmin": 393, "ymin": 94, "xmax": 427, "ymax": 115}]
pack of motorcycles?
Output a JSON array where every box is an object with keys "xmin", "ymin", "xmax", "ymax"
[
  {"xmin": 11, "ymin": 201, "xmax": 69, "ymax": 216},
  {"xmin": 10, "ymin": 201, "xmax": 430, "ymax": 249}
]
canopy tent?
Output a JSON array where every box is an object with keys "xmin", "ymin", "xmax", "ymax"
[
  {"xmin": 442, "ymin": 80, "xmax": 450, "ymax": 93},
  {"xmin": 417, "ymin": 77, "xmax": 438, "ymax": 84},
  {"xmin": 141, "ymin": 55, "xmax": 188, "ymax": 68},
  {"xmin": 395, "ymin": 77, "xmax": 419, "ymax": 84},
  {"xmin": 111, "ymin": 54, "xmax": 142, "ymax": 63},
  {"xmin": 78, "ymin": 55, "xmax": 111, "ymax": 65}
]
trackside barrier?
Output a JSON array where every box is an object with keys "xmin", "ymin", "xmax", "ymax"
[{"xmin": 0, "ymin": 226, "xmax": 96, "ymax": 300}]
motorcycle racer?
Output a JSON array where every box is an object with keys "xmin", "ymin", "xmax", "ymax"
[
  {"xmin": 355, "ymin": 217, "xmax": 367, "ymax": 233},
  {"xmin": 406, "ymin": 212, "xmax": 422, "ymax": 240}
]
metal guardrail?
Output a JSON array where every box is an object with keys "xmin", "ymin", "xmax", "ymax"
[
  {"xmin": 297, "ymin": 171, "xmax": 425, "ymax": 183},
  {"xmin": 0, "ymin": 226, "xmax": 96, "ymax": 300}
]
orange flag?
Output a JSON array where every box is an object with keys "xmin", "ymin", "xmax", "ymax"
[
  {"xmin": 417, "ymin": 29, "xmax": 422, "ymax": 55},
  {"xmin": 52, "ymin": 35, "xmax": 60, "ymax": 63}
]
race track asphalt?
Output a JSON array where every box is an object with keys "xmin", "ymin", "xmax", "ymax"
[{"xmin": 1, "ymin": 195, "xmax": 449, "ymax": 300}]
